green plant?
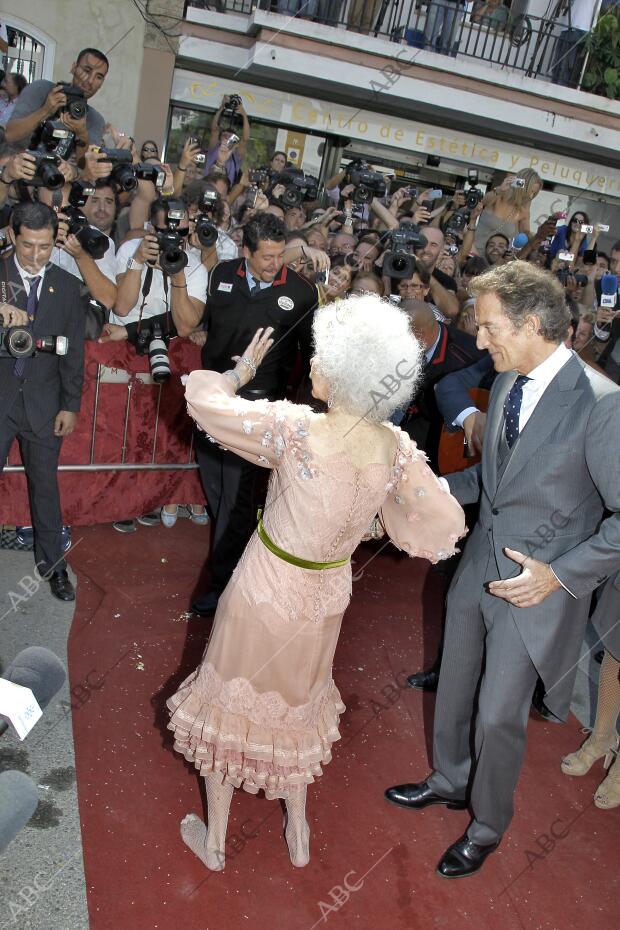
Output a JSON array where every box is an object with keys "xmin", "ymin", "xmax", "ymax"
[{"xmin": 582, "ymin": 11, "xmax": 620, "ymax": 99}]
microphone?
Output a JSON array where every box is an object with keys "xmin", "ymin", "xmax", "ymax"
[
  {"xmin": 0, "ymin": 647, "xmax": 66, "ymax": 737},
  {"xmin": 512, "ymin": 233, "xmax": 529, "ymax": 251},
  {"xmin": 0, "ymin": 770, "xmax": 39, "ymax": 854},
  {"xmin": 600, "ymin": 273, "xmax": 618, "ymax": 308}
]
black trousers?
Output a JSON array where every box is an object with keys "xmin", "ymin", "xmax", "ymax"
[
  {"xmin": 0, "ymin": 392, "xmax": 65, "ymax": 575},
  {"xmin": 195, "ymin": 432, "xmax": 267, "ymax": 594}
]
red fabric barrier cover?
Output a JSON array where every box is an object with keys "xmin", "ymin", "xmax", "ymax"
[{"xmin": 0, "ymin": 340, "xmax": 205, "ymax": 526}]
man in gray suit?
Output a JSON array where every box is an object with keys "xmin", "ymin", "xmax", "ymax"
[{"xmin": 385, "ymin": 261, "xmax": 620, "ymax": 877}]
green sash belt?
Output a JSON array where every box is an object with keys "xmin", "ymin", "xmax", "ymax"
[{"xmin": 256, "ymin": 509, "xmax": 350, "ymax": 570}]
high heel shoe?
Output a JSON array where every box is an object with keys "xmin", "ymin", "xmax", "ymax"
[
  {"xmin": 283, "ymin": 814, "xmax": 310, "ymax": 868},
  {"xmin": 594, "ymin": 753, "xmax": 620, "ymax": 809},
  {"xmin": 560, "ymin": 730, "xmax": 619, "ymax": 776}
]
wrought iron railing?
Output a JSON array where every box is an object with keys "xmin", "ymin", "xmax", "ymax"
[
  {"xmin": 1, "ymin": 26, "xmax": 45, "ymax": 83},
  {"xmin": 184, "ymin": 0, "xmax": 592, "ymax": 89}
]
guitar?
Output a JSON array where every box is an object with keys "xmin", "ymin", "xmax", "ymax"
[{"xmin": 437, "ymin": 388, "xmax": 490, "ymax": 475}]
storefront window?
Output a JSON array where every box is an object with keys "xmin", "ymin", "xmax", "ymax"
[{"xmin": 165, "ymin": 104, "xmax": 279, "ymax": 168}]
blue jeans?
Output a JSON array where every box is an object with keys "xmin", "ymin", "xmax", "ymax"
[
  {"xmin": 277, "ymin": 0, "xmax": 319, "ymax": 16},
  {"xmin": 425, "ymin": 1, "xmax": 461, "ymax": 55},
  {"xmin": 552, "ymin": 27, "xmax": 586, "ymax": 87}
]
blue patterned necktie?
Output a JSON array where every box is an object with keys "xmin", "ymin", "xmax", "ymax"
[
  {"xmin": 14, "ymin": 275, "xmax": 40, "ymax": 378},
  {"xmin": 504, "ymin": 374, "xmax": 530, "ymax": 448}
]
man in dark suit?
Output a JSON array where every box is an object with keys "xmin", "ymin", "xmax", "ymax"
[
  {"xmin": 400, "ymin": 299, "xmax": 486, "ymax": 468},
  {"xmin": 386, "ymin": 261, "xmax": 620, "ymax": 878},
  {"xmin": 188, "ymin": 213, "xmax": 318, "ymax": 616},
  {"xmin": 0, "ymin": 202, "xmax": 85, "ymax": 600}
]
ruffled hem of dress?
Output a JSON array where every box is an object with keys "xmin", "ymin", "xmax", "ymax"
[{"xmin": 166, "ymin": 680, "xmax": 345, "ymax": 800}]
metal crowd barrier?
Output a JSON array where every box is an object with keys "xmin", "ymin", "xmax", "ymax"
[{"xmin": 4, "ymin": 363, "xmax": 199, "ymax": 474}]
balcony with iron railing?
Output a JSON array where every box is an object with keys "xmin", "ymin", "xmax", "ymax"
[{"xmin": 183, "ymin": 0, "xmax": 614, "ymax": 95}]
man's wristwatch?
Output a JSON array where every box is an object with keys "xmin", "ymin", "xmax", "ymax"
[{"xmin": 126, "ymin": 257, "xmax": 144, "ymax": 272}]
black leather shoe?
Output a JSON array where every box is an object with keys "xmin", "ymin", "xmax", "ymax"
[
  {"xmin": 531, "ymin": 682, "xmax": 562, "ymax": 723},
  {"xmin": 406, "ymin": 668, "xmax": 440, "ymax": 692},
  {"xmin": 384, "ymin": 781, "xmax": 467, "ymax": 810},
  {"xmin": 49, "ymin": 569, "xmax": 75, "ymax": 602},
  {"xmin": 191, "ymin": 590, "xmax": 220, "ymax": 617},
  {"xmin": 437, "ymin": 833, "xmax": 499, "ymax": 878}
]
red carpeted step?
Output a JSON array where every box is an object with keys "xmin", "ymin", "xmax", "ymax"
[{"xmin": 67, "ymin": 526, "xmax": 619, "ymax": 930}]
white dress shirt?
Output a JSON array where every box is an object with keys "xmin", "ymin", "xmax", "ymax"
[
  {"xmin": 13, "ymin": 254, "xmax": 46, "ymax": 302},
  {"xmin": 517, "ymin": 343, "xmax": 573, "ymax": 434},
  {"xmin": 441, "ymin": 343, "xmax": 577, "ymax": 595}
]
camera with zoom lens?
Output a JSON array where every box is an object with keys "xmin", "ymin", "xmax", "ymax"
[
  {"xmin": 62, "ymin": 180, "xmax": 110, "ymax": 259},
  {"xmin": 273, "ymin": 167, "xmax": 319, "ymax": 208},
  {"xmin": 444, "ymin": 208, "xmax": 469, "ymax": 241},
  {"xmin": 94, "ymin": 148, "xmax": 137, "ymax": 192},
  {"xmin": 194, "ymin": 190, "xmax": 219, "ymax": 249},
  {"xmin": 94, "ymin": 148, "xmax": 166, "ymax": 193},
  {"xmin": 221, "ymin": 93, "xmax": 242, "ymax": 132},
  {"xmin": 55, "ymin": 82, "xmax": 87, "ymax": 121},
  {"xmin": 135, "ymin": 321, "xmax": 171, "ymax": 383},
  {"xmin": 26, "ymin": 120, "xmax": 76, "ymax": 189},
  {"xmin": 153, "ymin": 200, "xmax": 189, "ymax": 276},
  {"xmin": 383, "ymin": 223, "xmax": 428, "ymax": 279},
  {"xmin": 465, "ymin": 187, "xmax": 483, "ymax": 211},
  {"xmin": 344, "ymin": 161, "xmax": 387, "ymax": 204},
  {"xmin": 249, "ymin": 168, "xmax": 271, "ymax": 189},
  {"xmin": 0, "ymin": 327, "xmax": 69, "ymax": 359}
]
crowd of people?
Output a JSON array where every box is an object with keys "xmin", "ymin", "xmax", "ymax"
[{"xmin": 0, "ymin": 45, "xmax": 619, "ymax": 881}]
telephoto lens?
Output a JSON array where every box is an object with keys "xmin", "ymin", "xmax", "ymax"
[{"xmin": 148, "ymin": 323, "xmax": 171, "ymax": 383}]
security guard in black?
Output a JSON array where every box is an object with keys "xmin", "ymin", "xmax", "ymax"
[{"xmin": 202, "ymin": 257, "xmax": 317, "ymax": 397}]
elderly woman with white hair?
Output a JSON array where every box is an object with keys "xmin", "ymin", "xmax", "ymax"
[{"xmin": 167, "ymin": 294, "xmax": 465, "ymax": 871}]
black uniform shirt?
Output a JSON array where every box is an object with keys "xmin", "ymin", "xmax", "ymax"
[{"xmin": 202, "ymin": 258, "xmax": 318, "ymax": 397}]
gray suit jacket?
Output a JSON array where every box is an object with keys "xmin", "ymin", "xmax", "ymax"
[{"xmin": 447, "ymin": 352, "xmax": 620, "ymax": 715}]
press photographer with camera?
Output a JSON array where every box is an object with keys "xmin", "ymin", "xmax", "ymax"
[
  {"xmin": 0, "ymin": 201, "xmax": 85, "ymax": 602},
  {"xmin": 182, "ymin": 180, "xmax": 238, "ymax": 271},
  {"xmin": 108, "ymin": 198, "xmax": 208, "ymax": 336},
  {"xmin": 35, "ymin": 180, "xmax": 117, "ymax": 313},
  {"xmin": 5, "ymin": 48, "xmax": 108, "ymax": 149},
  {"xmin": 205, "ymin": 95, "xmax": 250, "ymax": 184},
  {"xmin": 372, "ymin": 197, "xmax": 459, "ymax": 319}
]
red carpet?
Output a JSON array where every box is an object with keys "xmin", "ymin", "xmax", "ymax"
[{"xmin": 67, "ymin": 523, "xmax": 619, "ymax": 930}]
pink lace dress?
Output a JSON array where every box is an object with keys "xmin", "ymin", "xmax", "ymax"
[{"xmin": 167, "ymin": 371, "xmax": 466, "ymax": 799}]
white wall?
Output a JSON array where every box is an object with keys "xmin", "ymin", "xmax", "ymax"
[{"xmin": 1, "ymin": 0, "xmax": 146, "ymax": 135}]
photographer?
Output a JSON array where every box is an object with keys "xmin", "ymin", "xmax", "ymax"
[
  {"xmin": 0, "ymin": 202, "xmax": 85, "ymax": 602},
  {"xmin": 5, "ymin": 48, "xmax": 108, "ymax": 149},
  {"xmin": 205, "ymin": 95, "xmax": 250, "ymax": 184},
  {"xmin": 183, "ymin": 180, "xmax": 238, "ymax": 271},
  {"xmin": 35, "ymin": 182, "xmax": 117, "ymax": 312},
  {"xmin": 110, "ymin": 198, "xmax": 208, "ymax": 332}
]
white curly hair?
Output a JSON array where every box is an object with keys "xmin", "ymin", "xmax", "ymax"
[{"xmin": 312, "ymin": 294, "xmax": 424, "ymax": 421}]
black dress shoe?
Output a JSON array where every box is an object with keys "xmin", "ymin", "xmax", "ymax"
[
  {"xmin": 49, "ymin": 570, "xmax": 75, "ymax": 602},
  {"xmin": 191, "ymin": 590, "xmax": 220, "ymax": 617},
  {"xmin": 384, "ymin": 781, "xmax": 467, "ymax": 810},
  {"xmin": 437, "ymin": 833, "xmax": 499, "ymax": 878},
  {"xmin": 531, "ymin": 682, "xmax": 562, "ymax": 723},
  {"xmin": 406, "ymin": 668, "xmax": 440, "ymax": 692}
]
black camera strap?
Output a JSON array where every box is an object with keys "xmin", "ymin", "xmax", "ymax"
[
  {"xmin": 135, "ymin": 264, "xmax": 171, "ymax": 338},
  {"xmin": 135, "ymin": 264, "xmax": 154, "ymax": 336}
]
